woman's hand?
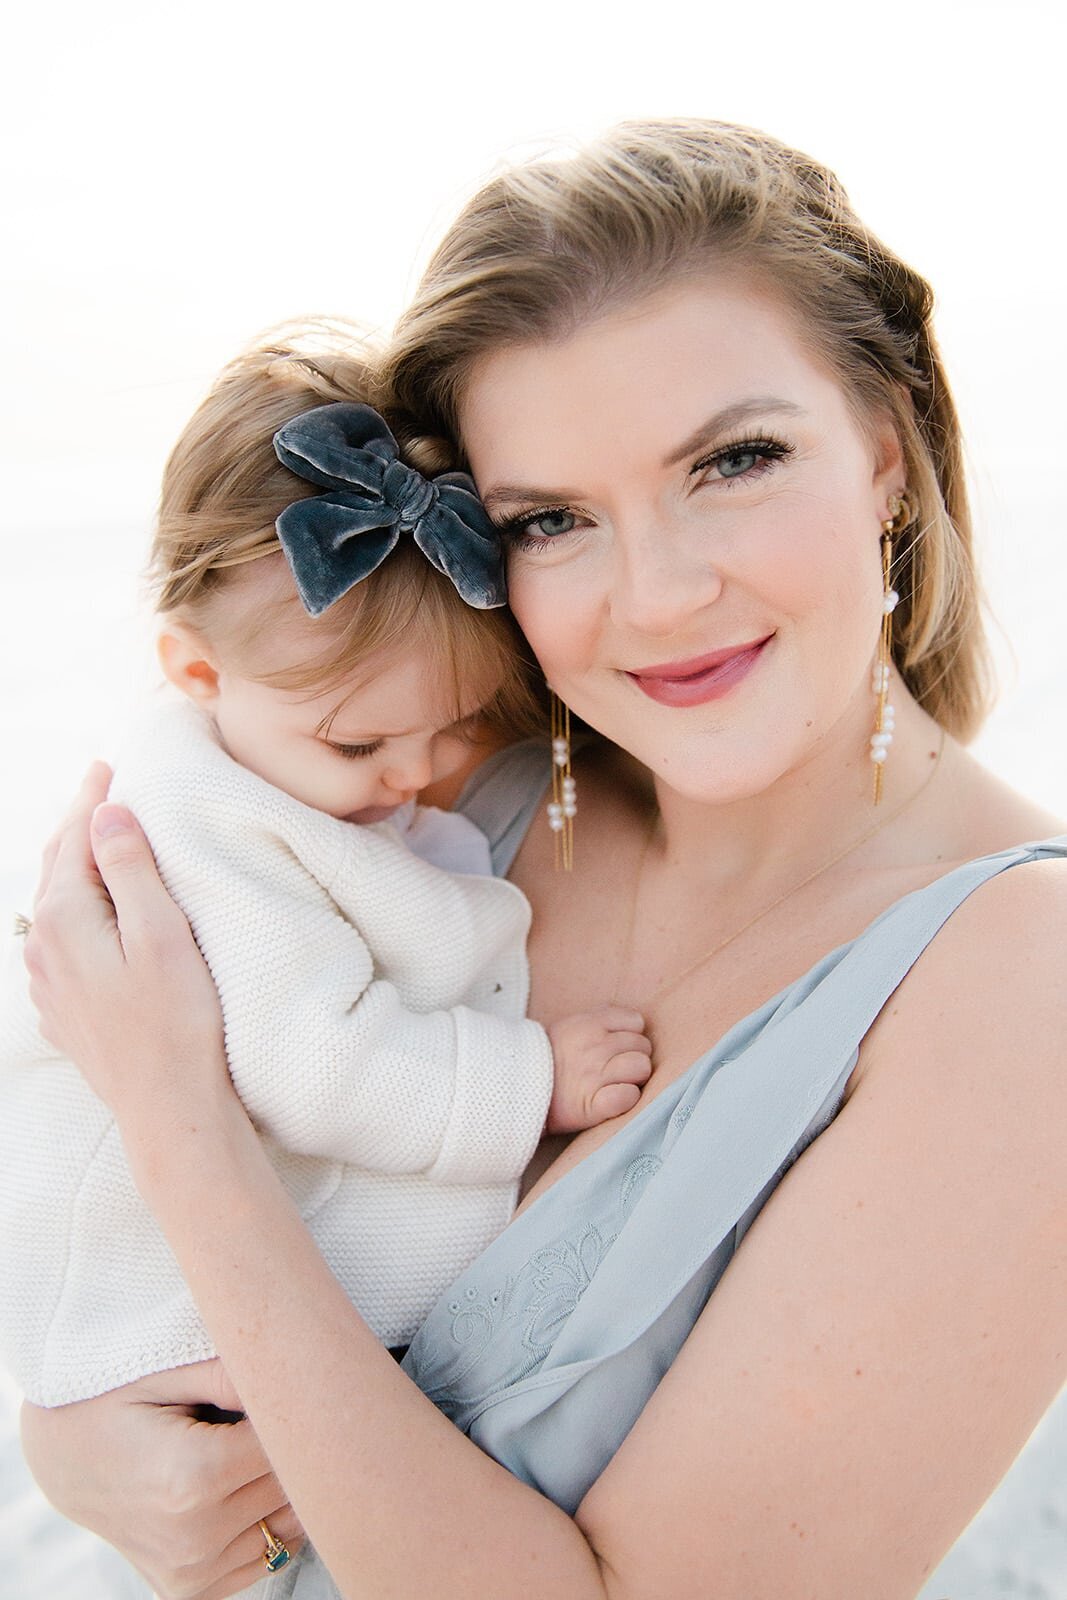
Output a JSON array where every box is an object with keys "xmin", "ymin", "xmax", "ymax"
[
  {"xmin": 24, "ymin": 764, "xmax": 234, "ymax": 1137},
  {"xmin": 20, "ymin": 1359, "xmax": 306, "ymax": 1600}
]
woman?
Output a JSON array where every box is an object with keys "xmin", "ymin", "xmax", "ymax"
[{"xmin": 20, "ymin": 121, "xmax": 1066, "ymax": 1599}]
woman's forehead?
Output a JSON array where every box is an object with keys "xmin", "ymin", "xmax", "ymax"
[{"xmin": 460, "ymin": 280, "xmax": 842, "ymax": 485}]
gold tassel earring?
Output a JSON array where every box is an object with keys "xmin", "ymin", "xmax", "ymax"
[
  {"xmin": 870, "ymin": 494, "xmax": 907, "ymax": 803},
  {"xmin": 547, "ymin": 692, "xmax": 576, "ymax": 870}
]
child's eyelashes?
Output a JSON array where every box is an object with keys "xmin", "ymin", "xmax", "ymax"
[
  {"xmin": 328, "ymin": 738, "xmax": 385, "ymax": 760},
  {"xmin": 325, "ymin": 714, "xmax": 481, "ymax": 760}
]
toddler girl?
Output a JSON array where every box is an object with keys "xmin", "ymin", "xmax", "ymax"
[{"xmin": 0, "ymin": 327, "xmax": 651, "ymax": 1539}]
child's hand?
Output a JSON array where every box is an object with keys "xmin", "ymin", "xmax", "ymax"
[{"xmin": 545, "ymin": 1005, "xmax": 653, "ymax": 1133}]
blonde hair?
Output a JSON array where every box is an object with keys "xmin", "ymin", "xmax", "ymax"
[
  {"xmin": 151, "ymin": 319, "xmax": 543, "ymax": 737},
  {"xmin": 384, "ymin": 120, "xmax": 993, "ymax": 739}
]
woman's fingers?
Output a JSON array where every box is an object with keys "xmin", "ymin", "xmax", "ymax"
[
  {"xmin": 24, "ymin": 775, "xmax": 226, "ymax": 1108},
  {"xmin": 31, "ymin": 762, "xmax": 112, "ymax": 913},
  {"xmin": 89, "ymin": 801, "xmax": 189, "ymax": 949},
  {"xmin": 136, "ymin": 1453, "xmax": 306, "ymax": 1600},
  {"xmin": 172, "ymin": 1517, "xmax": 307, "ymax": 1600},
  {"xmin": 141, "ymin": 1459, "xmax": 306, "ymax": 1600},
  {"xmin": 20, "ymin": 1363, "xmax": 305, "ymax": 1599}
]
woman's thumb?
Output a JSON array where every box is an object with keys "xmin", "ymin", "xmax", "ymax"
[{"xmin": 90, "ymin": 804, "xmax": 157, "ymax": 897}]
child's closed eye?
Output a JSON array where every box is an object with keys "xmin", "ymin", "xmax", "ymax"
[{"xmin": 328, "ymin": 739, "xmax": 385, "ymax": 760}]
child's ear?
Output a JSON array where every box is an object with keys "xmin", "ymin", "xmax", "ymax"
[{"xmin": 157, "ymin": 622, "xmax": 221, "ymax": 705}]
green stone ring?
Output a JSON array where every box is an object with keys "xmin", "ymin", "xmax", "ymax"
[{"xmin": 258, "ymin": 1519, "xmax": 291, "ymax": 1572}]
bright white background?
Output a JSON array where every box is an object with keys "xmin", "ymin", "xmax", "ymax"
[{"xmin": 1, "ymin": 2, "xmax": 1064, "ymax": 1595}]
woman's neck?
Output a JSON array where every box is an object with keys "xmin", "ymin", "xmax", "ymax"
[{"xmin": 648, "ymin": 682, "xmax": 944, "ymax": 894}]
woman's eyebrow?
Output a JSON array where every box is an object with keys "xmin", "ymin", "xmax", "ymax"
[
  {"xmin": 480, "ymin": 481, "xmax": 582, "ymax": 514},
  {"xmin": 480, "ymin": 397, "xmax": 805, "ymax": 511},
  {"xmin": 662, "ymin": 397, "xmax": 805, "ymax": 467}
]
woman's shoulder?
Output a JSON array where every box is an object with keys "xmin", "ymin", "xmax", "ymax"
[
  {"xmin": 893, "ymin": 745, "xmax": 1067, "ymax": 1000},
  {"xmin": 852, "ymin": 826, "xmax": 1067, "ymax": 1110},
  {"xmin": 908, "ymin": 833, "xmax": 1067, "ymax": 1016}
]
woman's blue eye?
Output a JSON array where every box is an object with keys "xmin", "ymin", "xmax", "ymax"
[
  {"xmin": 693, "ymin": 438, "xmax": 791, "ymax": 486},
  {"xmin": 717, "ymin": 449, "xmax": 760, "ymax": 478},
  {"xmin": 529, "ymin": 509, "xmax": 576, "ymax": 537},
  {"xmin": 497, "ymin": 505, "xmax": 581, "ymax": 551}
]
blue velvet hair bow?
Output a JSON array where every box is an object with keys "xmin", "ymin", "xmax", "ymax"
[{"xmin": 273, "ymin": 403, "xmax": 507, "ymax": 614}]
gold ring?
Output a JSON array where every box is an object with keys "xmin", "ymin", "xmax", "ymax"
[
  {"xmin": 13, "ymin": 913, "xmax": 32, "ymax": 937},
  {"xmin": 258, "ymin": 1518, "xmax": 291, "ymax": 1573}
]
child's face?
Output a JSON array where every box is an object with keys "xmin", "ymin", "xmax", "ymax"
[
  {"xmin": 213, "ymin": 643, "xmax": 492, "ymax": 825},
  {"xmin": 160, "ymin": 558, "xmax": 502, "ymax": 823},
  {"xmin": 197, "ymin": 604, "xmax": 495, "ymax": 819}
]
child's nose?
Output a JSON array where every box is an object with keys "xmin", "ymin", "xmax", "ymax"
[{"xmin": 383, "ymin": 746, "xmax": 434, "ymax": 793}]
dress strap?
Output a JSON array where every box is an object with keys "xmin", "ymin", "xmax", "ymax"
[{"xmin": 454, "ymin": 740, "xmax": 549, "ymax": 877}]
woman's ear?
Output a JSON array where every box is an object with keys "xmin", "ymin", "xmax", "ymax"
[
  {"xmin": 157, "ymin": 622, "xmax": 221, "ymax": 705},
  {"xmin": 870, "ymin": 406, "xmax": 907, "ymax": 519}
]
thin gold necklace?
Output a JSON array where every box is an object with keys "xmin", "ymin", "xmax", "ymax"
[{"xmin": 615, "ymin": 732, "xmax": 946, "ymax": 1012}]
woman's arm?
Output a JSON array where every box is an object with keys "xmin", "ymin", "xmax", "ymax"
[
  {"xmin": 578, "ymin": 855, "xmax": 1067, "ymax": 1597},
  {"xmin": 26, "ymin": 778, "xmax": 1067, "ymax": 1600}
]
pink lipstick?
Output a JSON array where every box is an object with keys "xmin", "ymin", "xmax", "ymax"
[{"xmin": 627, "ymin": 635, "xmax": 772, "ymax": 707}]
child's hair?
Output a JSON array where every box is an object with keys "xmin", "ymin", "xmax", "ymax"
[{"xmin": 150, "ymin": 318, "xmax": 544, "ymax": 737}]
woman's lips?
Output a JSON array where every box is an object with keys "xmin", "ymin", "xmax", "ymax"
[{"xmin": 626, "ymin": 635, "xmax": 773, "ymax": 707}]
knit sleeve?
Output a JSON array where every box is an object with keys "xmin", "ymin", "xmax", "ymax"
[
  {"xmin": 226, "ymin": 953, "xmax": 554, "ymax": 1186},
  {"xmin": 119, "ymin": 706, "xmax": 554, "ymax": 1188}
]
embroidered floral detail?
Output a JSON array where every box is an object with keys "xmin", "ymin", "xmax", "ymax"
[
  {"xmin": 520, "ymin": 1227, "xmax": 608, "ymax": 1349},
  {"xmin": 620, "ymin": 1154, "xmax": 663, "ymax": 1213},
  {"xmin": 406, "ymin": 1154, "xmax": 668, "ymax": 1424}
]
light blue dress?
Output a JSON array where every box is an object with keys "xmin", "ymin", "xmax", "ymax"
[{"xmin": 282, "ymin": 742, "xmax": 1067, "ymax": 1596}]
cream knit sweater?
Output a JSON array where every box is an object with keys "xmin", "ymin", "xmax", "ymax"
[{"xmin": 0, "ymin": 701, "xmax": 554, "ymax": 1405}]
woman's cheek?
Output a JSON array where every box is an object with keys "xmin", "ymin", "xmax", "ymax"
[{"xmin": 508, "ymin": 563, "xmax": 596, "ymax": 684}]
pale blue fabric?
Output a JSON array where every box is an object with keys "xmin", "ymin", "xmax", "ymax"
[
  {"xmin": 279, "ymin": 742, "xmax": 1067, "ymax": 1595},
  {"xmin": 403, "ymin": 749, "xmax": 1067, "ymax": 1513},
  {"xmin": 452, "ymin": 737, "xmax": 551, "ymax": 877}
]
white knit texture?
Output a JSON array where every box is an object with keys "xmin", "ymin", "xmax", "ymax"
[{"xmin": 0, "ymin": 701, "xmax": 554, "ymax": 1405}]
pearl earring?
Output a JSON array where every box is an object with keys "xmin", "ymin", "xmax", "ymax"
[
  {"xmin": 870, "ymin": 495, "xmax": 907, "ymax": 803},
  {"xmin": 547, "ymin": 692, "xmax": 576, "ymax": 870}
]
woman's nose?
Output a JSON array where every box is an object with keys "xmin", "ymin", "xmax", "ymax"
[{"xmin": 608, "ymin": 521, "xmax": 723, "ymax": 636}]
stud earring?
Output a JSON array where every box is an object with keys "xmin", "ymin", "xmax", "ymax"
[
  {"xmin": 870, "ymin": 494, "xmax": 908, "ymax": 803},
  {"xmin": 547, "ymin": 691, "xmax": 576, "ymax": 870}
]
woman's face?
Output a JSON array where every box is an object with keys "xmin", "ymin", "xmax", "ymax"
[{"xmin": 459, "ymin": 280, "xmax": 904, "ymax": 803}]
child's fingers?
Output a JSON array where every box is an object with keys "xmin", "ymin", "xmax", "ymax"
[
  {"xmin": 604, "ymin": 1030, "xmax": 652, "ymax": 1057},
  {"xmin": 590, "ymin": 1081, "xmax": 642, "ymax": 1120},
  {"xmin": 589, "ymin": 1005, "xmax": 646, "ymax": 1032},
  {"xmin": 606, "ymin": 1048, "xmax": 654, "ymax": 1086}
]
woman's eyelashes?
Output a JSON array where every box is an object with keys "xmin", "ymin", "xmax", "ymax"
[
  {"xmin": 493, "ymin": 436, "xmax": 794, "ymax": 549},
  {"xmin": 690, "ymin": 435, "xmax": 793, "ymax": 486},
  {"xmin": 495, "ymin": 506, "xmax": 584, "ymax": 551}
]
